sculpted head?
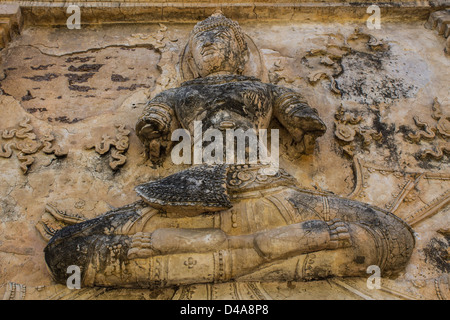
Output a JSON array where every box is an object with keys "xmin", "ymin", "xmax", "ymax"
[{"xmin": 188, "ymin": 11, "xmax": 248, "ymax": 77}]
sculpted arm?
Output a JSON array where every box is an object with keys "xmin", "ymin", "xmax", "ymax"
[
  {"xmin": 272, "ymin": 86, "xmax": 327, "ymax": 154},
  {"xmin": 136, "ymin": 90, "xmax": 180, "ymax": 161}
]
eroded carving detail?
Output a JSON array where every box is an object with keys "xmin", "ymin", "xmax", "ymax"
[
  {"xmin": 85, "ymin": 124, "xmax": 130, "ymax": 170},
  {"xmin": 349, "ymin": 156, "xmax": 449, "ymax": 226},
  {"xmin": 404, "ymin": 98, "xmax": 450, "ymax": 161},
  {"xmin": 0, "ymin": 117, "xmax": 67, "ymax": 173},
  {"xmin": 302, "ymin": 28, "xmax": 387, "ymax": 94},
  {"xmin": 41, "ymin": 13, "xmax": 417, "ymax": 292},
  {"xmin": 334, "ymin": 105, "xmax": 382, "ymax": 157}
]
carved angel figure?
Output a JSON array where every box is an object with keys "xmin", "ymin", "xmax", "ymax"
[
  {"xmin": 135, "ymin": 12, "xmax": 326, "ymax": 160},
  {"xmin": 44, "ymin": 12, "xmax": 415, "ymax": 289}
]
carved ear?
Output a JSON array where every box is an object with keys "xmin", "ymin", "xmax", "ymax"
[
  {"xmin": 187, "ymin": 55, "xmax": 200, "ymax": 79},
  {"xmin": 179, "ymin": 43, "xmax": 199, "ymax": 81},
  {"xmin": 241, "ymin": 34, "xmax": 268, "ymax": 82}
]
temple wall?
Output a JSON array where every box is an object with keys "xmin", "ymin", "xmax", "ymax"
[{"xmin": 0, "ymin": 2, "xmax": 448, "ymax": 300}]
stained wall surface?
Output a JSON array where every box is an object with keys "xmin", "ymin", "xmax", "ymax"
[{"xmin": 0, "ymin": 2, "xmax": 448, "ymax": 300}]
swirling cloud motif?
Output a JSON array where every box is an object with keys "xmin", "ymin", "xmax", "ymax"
[
  {"xmin": 405, "ymin": 98, "xmax": 450, "ymax": 161},
  {"xmin": 85, "ymin": 124, "xmax": 130, "ymax": 170},
  {"xmin": 0, "ymin": 117, "xmax": 67, "ymax": 173}
]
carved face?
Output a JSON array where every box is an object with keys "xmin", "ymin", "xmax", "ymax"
[{"xmin": 190, "ymin": 26, "xmax": 243, "ymax": 77}]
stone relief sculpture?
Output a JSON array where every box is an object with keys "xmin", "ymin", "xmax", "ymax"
[
  {"xmin": 334, "ymin": 105, "xmax": 383, "ymax": 157},
  {"xmin": 403, "ymin": 98, "xmax": 449, "ymax": 161},
  {"xmin": 0, "ymin": 116, "xmax": 67, "ymax": 173},
  {"xmin": 42, "ymin": 12, "xmax": 416, "ymax": 290},
  {"xmin": 85, "ymin": 124, "xmax": 130, "ymax": 170},
  {"xmin": 136, "ymin": 12, "xmax": 327, "ymax": 160}
]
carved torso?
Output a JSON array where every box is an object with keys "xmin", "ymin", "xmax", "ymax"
[{"xmin": 153, "ymin": 75, "xmax": 276, "ymax": 134}]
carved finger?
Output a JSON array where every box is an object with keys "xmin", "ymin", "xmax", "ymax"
[
  {"xmin": 132, "ymin": 242, "xmax": 153, "ymax": 249},
  {"xmin": 149, "ymin": 139, "xmax": 161, "ymax": 159},
  {"xmin": 327, "ymin": 220, "xmax": 352, "ymax": 249},
  {"xmin": 335, "ymin": 226, "xmax": 348, "ymax": 234},
  {"xmin": 132, "ymin": 232, "xmax": 152, "ymax": 240}
]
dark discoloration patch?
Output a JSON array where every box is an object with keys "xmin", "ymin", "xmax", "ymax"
[
  {"xmin": 423, "ymin": 236, "xmax": 450, "ymax": 273},
  {"xmin": 111, "ymin": 74, "xmax": 129, "ymax": 82},
  {"xmin": 65, "ymin": 56, "xmax": 94, "ymax": 63},
  {"xmin": 0, "ymin": 198, "xmax": 20, "ymax": 223},
  {"xmin": 27, "ymin": 107, "xmax": 48, "ymax": 113},
  {"xmin": 336, "ymin": 50, "xmax": 418, "ymax": 106},
  {"xmin": 354, "ymin": 256, "xmax": 366, "ymax": 264},
  {"xmin": 68, "ymin": 84, "xmax": 95, "ymax": 92},
  {"xmin": 21, "ymin": 90, "xmax": 35, "ymax": 101},
  {"xmin": 398, "ymin": 124, "xmax": 417, "ymax": 141},
  {"xmin": 117, "ymin": 84, "xmax": 150, "ymax": 91},
  {"xmin": 302, "ymin": 220, "xmax": 327, "ymax": 233},
  {"xmin": 52, "ymin": 116, "xmax": 81, "ymax": 124},
  {"xmin": 23, "ymin": 73, "xmax": 59, "ymax": 82},
  {"xmin": 64, "ymin": 73, "xmax": 95, "ymax": 85},
  {"xmin": 416, "ymin": 155, "xmax": 447, "ymax": 170},
  {"xmin": 31, "ymin": 64, "xmax": 55, "ymax": 71},
  {"xmin": 371, "ymin": 110, "xmax": 399, "ymax": 164},
  {"xmin": 68, "ymin": 64, "xmax": 104, "ymax": 73}
]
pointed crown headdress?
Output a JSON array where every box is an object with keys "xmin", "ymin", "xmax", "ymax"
[{"xmin": 190, "ymin": 11, "xmax": 248, "ymax": 52}]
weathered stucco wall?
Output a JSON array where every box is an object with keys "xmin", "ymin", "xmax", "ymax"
[{"xmin": 0, "ymin": 2, "xmax": 448, "ymax": 300}]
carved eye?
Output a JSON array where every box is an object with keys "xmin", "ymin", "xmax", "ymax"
[{"xmin": 216, "ymin": 31, "xmax": 231, "ymax": 41}]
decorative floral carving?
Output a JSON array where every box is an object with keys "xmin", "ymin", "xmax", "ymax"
[
  {"xmin": 335, "ymin": 123, "xmax": 356, "ymax": 142},
  {"xmin": 303, "ymin": 28, "xmax": 387, "ymax": 94},
  {"xmin": 0, "ymin": 117, "xmax": 68, "ymax": 173},
  {"xmin": 404, "ymin": 98, "xmax": 450, "ymax": 161},
  {"xmin": 85, "ymin": 124, "xmax": 130, "ymax": 170},
  {"xmin": 334, "ymin": 105, "xmax": 382, "ymax": 157}
]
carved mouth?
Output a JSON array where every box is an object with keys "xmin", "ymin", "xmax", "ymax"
[
  {"xmin": 201, "ymin": 46, "xmax": 217, "ymax": 56},
  {"xmin": 218, "ymin": 120, "xmax": 236, "ymax": 129}
]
